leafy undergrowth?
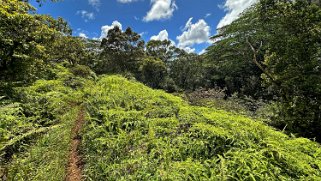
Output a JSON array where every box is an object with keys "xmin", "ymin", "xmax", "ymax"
[
  {"xmin": 0, "ymin": 65, "xmax": 92, "ymax": 180},
  {"xmin": 2, "ymin": 72, "xmax": 321, "ymax": 180},
  {"xmin": 82, "ymin": 75, "xmax": 321, "ymax": 180},
  {"xmin": 5, "ymin": 107, "xmax": 80, "ymax": 180}
]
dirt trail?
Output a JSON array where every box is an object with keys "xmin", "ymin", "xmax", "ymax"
[{"xmin": 66, "ymin": 108, "xmax": 85, "ymax": 181}]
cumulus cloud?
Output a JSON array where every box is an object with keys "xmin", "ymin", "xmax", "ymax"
[
  {"xmin": 117, "ymin": 0, "xmax": 137, "ymax": 3},
  {"xmin": 150, "ymin": 30, "xmax": 169, "ymax": 41},
  {"xmin": 177, "ymin": 18, "xmax": 211, "ymax": 48},
  {"xmin": 88, "ymin": 0, "xmax": 101, "ymax": 10},
  {"xmin": 150, "ymin": 29, "xmax": 177, "ymax": 46},
  {"xmin": 143, "ymin": 0, "xmax": 177, "ymax": 22},
  {"xmin": 99, "ymin": 21, "xmax": 123, "ymax": 39},
  {"xmin": 77, "ymin": 10, "xmax": 95, "ymax": 22},
  {"xmin": 217, "ymin": 0, "xmax": 257, "ymax": 28},
  {"xmin": 79, "ymin": 33, "xmax": 88, "ymax": 39}
]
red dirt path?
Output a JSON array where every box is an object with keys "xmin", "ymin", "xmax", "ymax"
[{"xmin": 65, "ymin": 108, "xmax": 84, "ymax": 181}]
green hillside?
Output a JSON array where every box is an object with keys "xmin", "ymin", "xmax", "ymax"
[
  {"xmin": 0, "ymin": 66, "xmax": 86, "ymax": 180},
  {"xmin": 82, "ymin": 76, "xmax": 321, "ymax": 180},
  {"xmin": 1, "ymin": 0, "xmax": 321, "ymax": 180},
  {"xmin": 2, "ymin": 67, "xmax": 321, "ymax": 180}
]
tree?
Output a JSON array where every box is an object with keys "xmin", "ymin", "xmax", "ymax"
[
  {"xmin": 100, "ymin": 26, "xmax": 145, "ymax": 74},
  {"xmin": 47, "ymin": 36, "xmax": 87, "ymax": 65},
  {"xmin": 170, "ymin": 53, "xmax": 204, "ymax": 90},
  {"xmin": 139, "ymin": 57, "xmax": 167, "ymax": 89},
  {"xmin": 146, "ymin": 40, "xmax": 177, "ymax": 64},
  {"xmin": 0, "ymin": 0, "xmax": 74, "ymax": 85},
  {"xmin": 39, "ymin": 15, "xmax": 72, "ymax": 35},
  {"xmin": 0, "ymin": 0, "xmax": 54, "ymax": 82},
  {"xmin": 207, "ymin": 0, "xmax": 321, "ymax": 140},
  {"xmin": 256, "ymin": 0, "xmax": 321, "ymax": 140},
  {"xmin": 205, "ymin": 5, "xmax": 268, "ymax": 98},
  {"xmin": 81, "ymin": 39, "xmax": 102, "ymax": 70}
]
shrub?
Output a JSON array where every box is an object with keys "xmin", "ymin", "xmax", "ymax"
[{"xmin": 70, "ymin": 64, "xmax": 96, "ymax": 79}]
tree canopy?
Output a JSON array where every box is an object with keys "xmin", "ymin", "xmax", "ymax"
[{"xmin": 206, "ymin": 0, "xmax": 321, "ymax": 140}]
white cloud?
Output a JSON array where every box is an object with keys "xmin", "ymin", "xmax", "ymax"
[
  {"xmin": 77, "ymin": 10, "xmax": 95, "ymax": 22},
  {"xmin": 99, "ymin": 21, "xmax": 123, "ymax": 39},
  {"xmin": 139, "ymin": 31, "xmax": 148, "ymax": 37},
  {"xmin": 177, "ymin": 18, "xmax": 211, "ymax": 48},
  {"xmin": 92, "ymin": 37, "xmax": 100, "ymax": 41},
  {"xmin": 150, "ymin": 30, "xmax": 169, "ymax": 41},
  {"xmin": 117, "ymin": 0, "xmax": 137, "ymax": 3},
  {"xmin": 143, "ymin": 0, "xmax": 177, "ymax": 22},
  {"xmin": 150, "ymin": 29, "xmax": 177, "ymax": 46},
  {"xmin": 79, "ymin": 33, "xmax": 88, "ymax": 39},
  {"xmin": 199, "ymin": 49, "xmax": 207, "ymax": 55},
  {"xmin": 183, "ymin": 17, "xmax": 193, "ymax": 31},
  {"xmin": 182, "ymin": 47, "xmax": 195, "ymax": 53},
  {"xmin": 88, "ymin": 0, "xmax": 101, "ymax": 10},
  {"xmin": 217, "ymin": 0, "xmax": 257, "ymax": 29},
  {"xmin": 205, "ymin": 13, "xmax": 211, "ymax": 18}
]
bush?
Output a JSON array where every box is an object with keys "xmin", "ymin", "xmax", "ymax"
[
  {"xmin": 160, "ymin": 77, "xmax": 178, "ymax": 93},
  {"xmin": 70, "ymin": 64, "xmax": 96, "ymax": 79}
]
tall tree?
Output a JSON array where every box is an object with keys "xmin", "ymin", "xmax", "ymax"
[
  {"xmin": 170, "ymin": 52, "xmax": 204, "ymax": 90},
  {"xmin": 146, "ymin": 40, "xmax": 178, "ymax": 64},
  {"xmin": 100, "ymin": 26, "xmax": 145, "ymax": 74},
  {"xmin": 256, "ymin": 0, "xmax": 321, "ymax": 140},
  {"xmin": 206, "ymin": 5, "xmax": 268, "ymax": 97},
  {"xmin": 139, "ymin": 57, "xmax": 167, "ymax": 89},
  {"xmin": 0, "ymin": 0, "xmax": 74, "ymax": 85},
  {"xmin": 207, "ymin": 0, "xmax": 321, "ymax": 140},
  {"xmin": 0, "ymin": 0, "xmax": 64, "ymax": 82}
]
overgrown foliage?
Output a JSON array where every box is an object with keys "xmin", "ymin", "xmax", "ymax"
[
  {"xmin": 1, "ymin": 0, "xmax": 321, "ymax": 179},
  {"xmin": 0, "ymin": 65, "xmax": 90, "ymax": 180},
  {"xmin": 257, "ymin": 0, "xmax": 321, "ymax": 141},
  {"xmin": 206, "ymin": 0, "xmax": 321, "ymax": 140},
  {"xmin": 81, "ymin": 76, "xmax": 321, "ymax": 180}
]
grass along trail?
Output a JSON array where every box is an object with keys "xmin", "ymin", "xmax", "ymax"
[{"xmin": 66, "ymin": 107, "xmax": 85, "ymax": 181}]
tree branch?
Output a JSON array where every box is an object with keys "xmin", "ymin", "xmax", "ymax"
[{"xmin": 246, "ymin": 37, "xmax": 279, "ymax": 85}]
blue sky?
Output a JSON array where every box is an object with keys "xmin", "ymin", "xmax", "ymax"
[{"xmin": 30, "ymin": 0, "xmax": 257, "ymax": 54}]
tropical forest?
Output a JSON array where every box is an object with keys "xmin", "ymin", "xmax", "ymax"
[{"xmin": 1, "ymin": 0, "xmax": 321, "ymax": 180}]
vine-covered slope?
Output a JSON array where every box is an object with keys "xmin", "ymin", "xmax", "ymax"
[
  {"xmin": 81, "ymin": 75, "xmax": 321, "ymax": 180},
  {"xmin": 1, "ymin": 72, "xmax": 321, "ymax": 180}
]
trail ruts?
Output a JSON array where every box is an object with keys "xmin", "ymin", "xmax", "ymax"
[{"xmin": 66, "ymin": 108, "xmax": 84, "ymax": 181}]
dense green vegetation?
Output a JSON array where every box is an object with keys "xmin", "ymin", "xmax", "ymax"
[
  {"xmin": 207, "ymin": 0, "xmax": 321, "ymax": 141},
  {"xmin": 82, "ymin": 76, "xmax": 321, "ymax": 180},
  {"xmin": 1, "ymin": 0, "xmax": 321, "ymax": 180},
  {"xmin": 0, "ymin": 65, "xmax": 88, "ymax": 179}
]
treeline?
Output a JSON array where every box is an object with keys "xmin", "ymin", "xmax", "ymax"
[
  {"xmin": 0, "ymin": 0, "xmax": 203, "ymax": 93},
  {"xmin": 83, "ymin": 26, "xmax": 205, "ymax": 92},
  {"xmin": 1, "ymin": 0, "xmax": 321, "ymax": 141}
]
